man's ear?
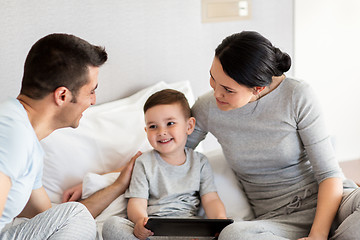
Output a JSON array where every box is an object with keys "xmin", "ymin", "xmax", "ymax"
[
  {"xmin": 53, "ymin": 87, "xmax": 71, "ymax": 106},
  {"xmin": 186, "ymin": 117, "xmax": 196, "ymax": 135}
]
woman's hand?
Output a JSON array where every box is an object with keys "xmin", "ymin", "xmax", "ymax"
[
  {"xmin": 133, "ymin": 217, "xmax": 153, "ymax": 240},
  {"xmin": 62, "ymin": 183, "xmax": 83, "ymax": 202},
  {"xmin": 297, "ymin": 236, "xmax": 327, "ymax": 240}
]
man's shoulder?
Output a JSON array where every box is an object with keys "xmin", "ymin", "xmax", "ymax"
[{"xmin": 0, "ymin": 99, "xmax": 29, "ymax": 129}]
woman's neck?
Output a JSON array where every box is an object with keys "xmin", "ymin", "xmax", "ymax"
[{"xmin": 257, "ymin": 74, "xmax": 286, "ymax": 100}]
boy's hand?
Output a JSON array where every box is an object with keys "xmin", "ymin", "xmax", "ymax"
[{"xmin": 133, "ymin": 217, "xmax": 153, "ymax": 240}]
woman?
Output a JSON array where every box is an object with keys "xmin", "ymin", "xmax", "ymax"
[{"xmin": 187, "ymin": 31, "xmax": 360, "ymax": 240}]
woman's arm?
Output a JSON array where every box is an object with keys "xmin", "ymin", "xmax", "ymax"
[
  {"xmin": 299, "ymin": 177, "xmax": 342, "ymax": 240},
  {"xmin": 127, "ymin": 198, "xmax": 153, "ymax": 240},
  {"xmin": 201, "ymin": 192, "xmax": 227, "ymax": 219},
  {"xmin": 293, "ymin": 82, "xmax": 344, "ymax": 239}
]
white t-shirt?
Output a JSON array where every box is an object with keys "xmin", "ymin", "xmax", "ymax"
[{"xmin": 0, "ymin": 99, "xmax": 44, "ymax": 230}]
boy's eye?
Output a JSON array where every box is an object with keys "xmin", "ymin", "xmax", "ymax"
[
  {"xmin": 167, "ymin": 122, "xmax": 175, "ymax": 126},
  {"xmin": 149, "ymin": 125, "xmax": 157, "ymax": 129}
]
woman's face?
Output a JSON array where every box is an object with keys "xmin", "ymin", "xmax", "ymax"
[{"xmin": 209, "ymin": 57, "xmax": 256, "ymax": 111}]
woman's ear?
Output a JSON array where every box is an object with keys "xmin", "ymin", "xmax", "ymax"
[
  {"xmin": 53, "ymin": 87, "xmax": 71, "ymax": 106},
  {"xmin": 252, "ymin": 86, "xmax": 266, "ymax": 95},
  {"xmin": 186, "ymin": 117, "xmax": 196, "ymax": 135}
]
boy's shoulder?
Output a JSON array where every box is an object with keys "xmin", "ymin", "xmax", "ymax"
[
  {"xmin": 136, "ymin": 149, "xmax": 156, "ymax": 162},
  {"xmin": 185, "ymin": 147, "xmax": 208, "ymax": 163}
]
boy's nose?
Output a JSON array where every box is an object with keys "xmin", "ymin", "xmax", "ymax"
[{"xmin": 158, "ymin": 127, "xmax": 167, "ymax": 135}]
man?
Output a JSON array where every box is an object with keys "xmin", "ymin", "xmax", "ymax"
[{"xmin": 0, "ymin": 33, "xmax": 137, "ymax": 239}]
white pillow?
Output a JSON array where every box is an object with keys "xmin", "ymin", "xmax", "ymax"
[
  {"xmin": 41, "ymin": 81, "xmax": 195, "ymax": 203},
  {"xmin": 205, "ymin": 148, "xmax": 254, "ymax": 221}
]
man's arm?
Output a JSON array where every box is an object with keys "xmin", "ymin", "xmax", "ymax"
[
  {"xmin": 80, "ymin": 151, "xmax": 141, "ymax": 218},
  {"xmin": 17, "ymin": 187, "xmax": 52, "ymax": 219},
  {"xmin": 0, "ymin": 171, "xmax": 11, "ymax": 217}
]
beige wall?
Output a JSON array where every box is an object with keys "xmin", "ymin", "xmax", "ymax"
[
  {"xmin": 0, "ymin": 0, "xmax": 294, "ymax": 152},
  {"xmin": 294, "ymin": 0, "xmax": 360, "ymax": 162},
  {"xmin": 0, "ymin": 0, "xmax": 293, "ymax": 104}
]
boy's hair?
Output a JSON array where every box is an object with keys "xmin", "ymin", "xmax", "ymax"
[
  {"xmin": 143, "ymin": 89, "xmax": 191, "ymax": 119},
  {"xmin": 20, "ymin": 33, "xmax": 108, "ymax": 101}
]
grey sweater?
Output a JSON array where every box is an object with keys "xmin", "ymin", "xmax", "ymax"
[{"xmin": 187, "ymin": 77, "xmax": 344, "ymax": 218}]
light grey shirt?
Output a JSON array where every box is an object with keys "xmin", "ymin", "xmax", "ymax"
[
  {"xmin": 187, "ymin": 77, "xmax": 344, "ymax": 218},
  {"xmin": 125, "ymin": 147, "xmax": 217, "ymax": 217}
]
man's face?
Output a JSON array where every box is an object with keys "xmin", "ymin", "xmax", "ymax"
[{"xmin": 63, "ymin": 66, "xmax": 98, "ymax": 128}]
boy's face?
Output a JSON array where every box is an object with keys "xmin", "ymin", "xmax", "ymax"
[{"xmin": 144, "ymin": 103, "xmax": 195, "ymax": 157}]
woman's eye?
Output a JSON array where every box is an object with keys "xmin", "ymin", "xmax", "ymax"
[{"xmin": 224, "ymin": 88, "xmax": 234, "ymax": 93}]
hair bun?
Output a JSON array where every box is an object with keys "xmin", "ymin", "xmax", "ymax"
[{"xmin": 274, "ymin": 47, "xmax": 291, "ymax": 74}]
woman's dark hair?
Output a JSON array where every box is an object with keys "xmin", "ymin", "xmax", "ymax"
[
  {"xmin": 20, "ymin": 33, "xmax": 108, "ymax": 100},
  {"xmin": 215, "ymin": 31, "xmax": 291, "ymax": 87},
  {"xmin": 144, "ymin": 89, "xmax": 191, "ymax": 119}
]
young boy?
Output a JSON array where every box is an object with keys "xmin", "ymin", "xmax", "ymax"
[{"xmin": 102, "ymin": 89, "xmax": 227, "ymax": 240}]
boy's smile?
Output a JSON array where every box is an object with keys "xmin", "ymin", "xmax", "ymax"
[{"xmin": 158, "ymin": 138, "xmax": 173, "ymax": 144}]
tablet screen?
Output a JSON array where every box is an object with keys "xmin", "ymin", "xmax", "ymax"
[{"xmin": 145, "ymin": 218, "xmax": 234, "ymax": 237}]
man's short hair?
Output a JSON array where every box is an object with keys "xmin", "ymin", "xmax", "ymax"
[
  {"xmin": 143, "ymin": 89, "xmax": 191, "ymax": 119},
  {"xmin": 20, "ymin": 33, "xmax": 108, "ymax": 100}
]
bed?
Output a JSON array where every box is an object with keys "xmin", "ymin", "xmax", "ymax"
[{"xmin": 40, "ymin": 81, "xmax": 254, "ymax": 239}]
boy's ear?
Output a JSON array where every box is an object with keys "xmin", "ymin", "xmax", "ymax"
[
  {"xmin": 144, "ymin": 127, "xmax": 147, "ymax": 133},
  {"xmin": 54, "ymin": 86, "xmax": 71, "ymax": 106},
  {"xmin": 186, "ymin": 117, "xmax": 196, "ymax": 135}
]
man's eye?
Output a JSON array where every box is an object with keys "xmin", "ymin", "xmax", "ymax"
[{"xmin": 167, "ymin": 122, "xmax": 175, "ymax": 126}]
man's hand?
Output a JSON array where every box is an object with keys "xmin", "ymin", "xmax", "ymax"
[
  {"xmin": 80, "ymin": 151, "xmax": 142, "ymax": 218},
  {"xmin": 133, "ymin": 217, "xmax": 153, "ymax": 240},
  {"xmin": 62, "ymin": 151, "xmax": 141, "ymax": 203},
  {"xmin": 113, "ymin": 151, "xmax": 142, "ymax": 190},
  {"xmin": 62, "ymin": 183, "xmax": 83, "ymax": 203}
]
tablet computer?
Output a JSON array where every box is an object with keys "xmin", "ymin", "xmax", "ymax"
[{"xmin": 144, "ymin": 218, "xmax": 234, "ymax": 237}]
